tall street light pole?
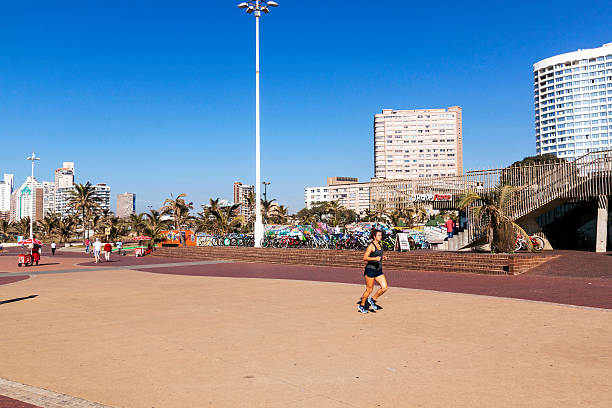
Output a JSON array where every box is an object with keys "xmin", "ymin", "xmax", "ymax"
[
  {"xmin": 237, "ymin": 0, "xmax": 278, "ymax": 247},
  {"xmin": 26, "ymin": 152, "xmax": 40, "ymax": 242},
  {"xmin": 262, "ymin": 181, "xmax": 270, "ymax": 202}
]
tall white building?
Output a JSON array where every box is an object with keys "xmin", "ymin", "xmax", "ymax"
[
  {"xmin": 54, "ymin": 163, "xmax": 75, "ymax": 215},
  {"xmin": 93, "ymin": 184, "xmax": 111, "ymax": 212},
  {"xmin": 374, "ymin": 107, "xmax": 463, "ymax": 179},
  {"xmin": 42, "ymin": 181, "xmax": 56, "ymax": 217},
  {"xmin": 11, "ymin": 177, "xmax": 43, "ymax": 222},
  {"xmin": 0, "ymin": 174, "xmax": 14, "ymax": 212},
  {"xmin": 534, "ymin": 42, "xmax": 612, "ymax": 160}
]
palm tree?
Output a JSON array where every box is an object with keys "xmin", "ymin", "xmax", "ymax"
[
  {"xmin": 260, "ymin": 198, "xmax": 277, "ymax": 224},
  {"xmin": 58, "ymin": 216, "xmax": 76, "ymax": 243},
  {"xmin": 162, "ymin": 193, "xmax": 193, "ymax": 230},
  {"xmin": 325, "ymin": 201, "xmax": 342, "ymax": 227},
  {"xmin": 15, "ymin": 217, "xmax": 31, "ymax": 238},
  {"xmin": 458, "ymin": 184, "xmax": 532, "ymax": 253},
  {"xmin": 128, "ymin": 213, "xmax": 147, "ymax": 236},
  {"xmin": 0, "ymin": 219, "xmax": 13, "ymax": 241},
  {"xmin": 38, "ymin": 212, "xmax": 60, "ymax": 242},
  {"xmin": 271, "ymin": 205, "xmax": 289, "ymax": 224},
  {"xmin": 208, "ymin": 203, "xmax": 243, "ymax": 233},
  {"xmin": 67, "ymin": 183, "xmax": 101, "ymax": 243},
  {"xmin": 144, "ymin": 209, "xmax": 168, "ymax": 247}
]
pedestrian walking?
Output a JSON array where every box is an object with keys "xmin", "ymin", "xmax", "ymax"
[
  {"xmin": 0, "ymin": 242, "xmax": 3, "ymax": 256},
  {"xmin": 103, "ymin": 242, "xmax": 112, "ymax": 262},
  {"xmin": 358, "ymin": 229, "xmax": 388, "ymax": 314},
  {"xmin": 93, "ymin": 238, "xmax": 102, "ymax": 263},
  {"xmin": 51, "ymin": 241, "xmax": 57, "ymax": 256},
  {"xmin": 445, "ymin": 217, "xmax": 455, "ymax": 239},
  {"xmin": 116, "ymin": 240, "xmax": 123, "ymax": 256},
  {"xmin": 85, "ymin": 238, "xmax": 91, "ymax": 254}
]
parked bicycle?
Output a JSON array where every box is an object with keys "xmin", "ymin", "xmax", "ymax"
[{"xmin": 515, "ymin": 234, "xmax": 545, "ymax": 251}]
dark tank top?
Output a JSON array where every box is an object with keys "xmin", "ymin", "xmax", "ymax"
[{"xmin": 366, "ymin": 243, "xmax": 383, "ymax": 271}]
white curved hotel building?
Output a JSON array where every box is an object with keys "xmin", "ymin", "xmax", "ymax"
[{"xmin": 534, "ymin": 42, "xmax": 612, "ymax": 160}]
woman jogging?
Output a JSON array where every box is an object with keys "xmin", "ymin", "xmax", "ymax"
[{"xmin": 358, "ymin": 229, "xmax": 388, "ymax": 314}]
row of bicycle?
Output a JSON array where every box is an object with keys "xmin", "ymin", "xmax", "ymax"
[{"xmin": 197, "ymin": 233, "xmax": 432, "ymax": 251}]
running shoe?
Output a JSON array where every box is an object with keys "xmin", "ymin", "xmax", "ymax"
[
  {"xmin": 357, "ymin": 304, "xmax": 369, "ymax": 314},
  {"xmin": 368, "ymin": 297, "xmax": 379, "ymax": 311}
]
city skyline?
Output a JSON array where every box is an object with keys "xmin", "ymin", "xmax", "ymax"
[{"xmin": 1, "ymin": 1, "xmax": 612, "ymax": 211}]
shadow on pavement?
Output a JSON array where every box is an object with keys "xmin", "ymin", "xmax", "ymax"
[{"xmin": 1, "ymin": 295, "xmax": 38, "ymax": 305}]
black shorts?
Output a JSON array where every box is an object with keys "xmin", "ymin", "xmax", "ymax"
[{"xmin": 364, "ymin": 267, "xmax": 383, "ymax": 278}]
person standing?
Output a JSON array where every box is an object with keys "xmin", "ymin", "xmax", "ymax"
[
  {"xmin": 103, "ymin": 241, "xmax": 112, "ymax": 262},
  {"xmin": 0, "ymin": 242, "xmax": 3, "ymax": 255},
  {"xmin": 31, "ymin": 244, "xmax": 40, "ymax": 266},
  {"xmin": 93, "ymin": 238, "xmax": 102, "ymax": 263},
  {"xmin": 358, "ymin": 229, "xmax": 388, "ymax": 314},
  {"xmin": 445, "ymin": 217, "xmax": 455, "ymax": 240},
  {"xmin": 85, "ymin": 238, "xmax": 90, "ymax": 254},
  {"xmin": 116, "ymin": 240, "xmax": 123, "ymax": 256},
  {"xmin": 51, "ymin": 241, "xmax": 57, "ymax": 256}
]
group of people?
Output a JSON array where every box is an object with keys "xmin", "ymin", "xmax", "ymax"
[{"xmin": 88, "ymin": 238, "xmax": 122, "ymax": 263}]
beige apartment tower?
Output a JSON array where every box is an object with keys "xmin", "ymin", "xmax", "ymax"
[{"xmin": 374, "ymin": 106, "xmax": 463, "ymax": 179}]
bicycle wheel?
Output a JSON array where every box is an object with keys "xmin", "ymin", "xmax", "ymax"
[
  {"xmin": 230, "ymin": 238, "xmax": 238, "ymax": 246},
  {"xmin": 531, "ymin": 236, "xmax": 545, "ymax": 251},
  {"xmin": 515, "ymin": 239, "xmax": 523, "ymax": 252}
]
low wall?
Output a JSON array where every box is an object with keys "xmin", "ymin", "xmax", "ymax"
[{"xmin": 153, "ymin": 247, "xmax": 557, "ymax": 276}]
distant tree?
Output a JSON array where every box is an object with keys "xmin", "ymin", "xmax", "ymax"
[
  {"xmin": 161, "ymin": 193, "xmax": 193, "ymax": 230},
  {"xmin": 67, "ymin": 183, "xmax": 101, "ymax": 242},
  {"xmin": 509, "ymin": 154, "xmax": 565, "ymax": 167}
]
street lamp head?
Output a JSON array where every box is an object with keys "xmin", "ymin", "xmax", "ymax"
[
  {"xmin": 237, "ymin": 2, "xmax": 248, "ymax": 8},
  {"xmin": 246, "ymin": 6, "xmax": 254, "ymax": 13},
  {"xmin": 261, "ymin": 6, "xmax": 269, "ymax": 13},
  {"xmin": 267, "ymin": 1, "xmax": 279, "ymax": 6}
]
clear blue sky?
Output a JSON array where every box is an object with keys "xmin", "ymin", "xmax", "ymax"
[{"xmin": 1, "ymin": 0, "xmax": 611, "ymax": 212}]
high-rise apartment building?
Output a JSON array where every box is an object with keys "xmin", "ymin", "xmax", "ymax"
[
  {"xmin": 42, "ymin": 181, "xmax": 56, "ymax": 217},
  {"xmin": 534, "ymin": 42, "xmax": 612, "ymax": 160},
  {"xmin": 373, "ymin": 107, "xmax": 463, "ymax": 179},
  {"xmin": 92, "ymin": 184, "xmax": 111, "ymax": 212},
  {"xmin": 117, "ymin": 193, "xmax": 136, "ymax": 218},
  {"xmin": 233, "ymin": 182, "xmax": 254, "ymax": 220},
  {"xmin": 0, "ymin": 174, "xmax": 14, "ymax": 220},
  {"xmin": 11, "ymin": 177, "xmax": 43, "ymax": 222},
  {"xmin": 54, "ymin": 162, "xmax": 75, "ymax": 215}
]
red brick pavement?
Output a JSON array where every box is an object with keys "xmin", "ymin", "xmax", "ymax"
[
  {"xmin": 136, "ymin": 260, "xmax": 612, "ymax": 309},
  {"xmin": 0, "ymin": 276, "xmax": 29, "ymax": 286},
  {"xmin": 0, "ymin": 395, "xmax": 40, "ymax": 408}
]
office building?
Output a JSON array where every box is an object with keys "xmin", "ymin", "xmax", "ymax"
[
  {"xmin": 305, "ymin": 177, "xmax": 370, "ymax": 214},
  {"xmin": 233, "ymin": 182, "xmax": 254, "ymax": 219},
  {"xmin": 374, "ymin": 107, "xmax": 463, "ymax": 179},
  {"xmin": 117, "ymin": 192, "xmax": 136, "ymax": 218},
  {"xmin": 534, "ymin": 42, "xmax": 612, "ymax": 160}
]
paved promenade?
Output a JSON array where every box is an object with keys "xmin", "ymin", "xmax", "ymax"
[{"xmin": 1, "ymin": 248, "xmax": 611, "ymax": 407}]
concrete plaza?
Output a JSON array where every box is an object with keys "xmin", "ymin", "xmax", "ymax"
[{"xmin": 0, "ymin": 250, "xmax": 611, "ymax": 407}]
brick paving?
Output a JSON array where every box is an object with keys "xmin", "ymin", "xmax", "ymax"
[
  {"xmin": 0, "ymin": 395, "xmax": 41, "ymax": 408},
  {"xmin": 136, "ymin": 255, "xmax": 612, "ymax": 310},
  {"xmin": 0, "ymin": 378, "xmax": 111, "ymax": 408}
]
